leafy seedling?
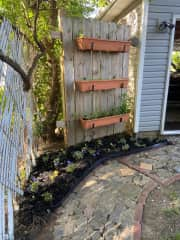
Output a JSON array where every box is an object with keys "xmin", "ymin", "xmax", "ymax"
[
  {"xmin": 72, "ymin": 151, "xmax": 84, "ymax": 161},
  {"xmin": 42, "ymin": 192, "xmax": 53, "ymax": 202},
  {"xmin": 122, "ymin": 144, "xmax": 130, "ymax": 151},
  {"xmin": 30, "ymin": 182, "xmax": 39, "ymax": 193},
  {"xmin": 66, "ymin": 163, "xmax": 79, "ymax": 173}
]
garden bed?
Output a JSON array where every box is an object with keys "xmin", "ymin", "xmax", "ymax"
[{"xmin": 17, "ymin": 133, "xmax": 169, "ymax": 230}]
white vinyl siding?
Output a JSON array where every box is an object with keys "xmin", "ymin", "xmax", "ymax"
[{"xmin": 138, "ymin": 0, "xmax": 180, "ymax": 132}]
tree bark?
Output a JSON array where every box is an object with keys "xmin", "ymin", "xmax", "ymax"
[
  {"xmin": 46, "ymin": 56, "xmax": 60, "ymax": 140},
  {"xmin": 45, "ymin": 0, "xmax": 61, "ymax": 140}
]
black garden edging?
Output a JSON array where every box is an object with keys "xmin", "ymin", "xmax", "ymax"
[{"xmin": 18, "ymin": 136, "xmax": 171, "ymax": 227}]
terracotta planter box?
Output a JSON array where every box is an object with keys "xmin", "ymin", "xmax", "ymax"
[
  {"xmin": 76, "ymin": 37, "xmax": 130, "ymax": 52},
  {"xmin": 76, "ymin": 79, "xmax": 128, "ymax": 92},
  {"xmin": 80, "ymin": 114, "xmax": 129, "ymax": 129}
]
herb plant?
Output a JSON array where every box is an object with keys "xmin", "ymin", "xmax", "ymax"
[{"xmin": 82, "ymin": 94, "xmax": 130, "ymax": 120}]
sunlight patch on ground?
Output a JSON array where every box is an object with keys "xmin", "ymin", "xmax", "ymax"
[
  {"xmin": 99, "ymin": 171, "xmax": 115, "ymax": 180},
  {"xmin": 82, "ymin": 179, "xmax": 97, "ymax": 189},
  {"xmin": 117, "ymin": 225, "xmax": 135, "ymax": 240}
]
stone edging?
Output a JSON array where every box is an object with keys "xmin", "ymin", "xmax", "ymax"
[{"xmin": 133, "ymin": 174, "xmax": 180, "ymax": 240}]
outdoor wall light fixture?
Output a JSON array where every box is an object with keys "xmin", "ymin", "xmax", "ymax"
[
  {"xmin": 129, "ymin": 36, "xmax": 140, "ymax": 47},
  {"xmin": 158, "ymin": 21, "xmax": 175, "ymax": 32}
]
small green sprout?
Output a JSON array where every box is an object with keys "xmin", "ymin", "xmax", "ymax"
[
  {"xmin": 72, "ymin": 151, "xmax": 84, "ymax": 160},
  {"xmin": 42, "ymin": 192, "xmax": 53, "ymax": 202},
  {"xmin": 30, "ymin": 182, "xmax": 39, "ymax": 193},
  {"xmin": 122, "ymin": 144, "xmax": 130, "ymax": 151},
  {"xmin": 66, "ymin": 163, "xmax": 78, "ymax": 173}
]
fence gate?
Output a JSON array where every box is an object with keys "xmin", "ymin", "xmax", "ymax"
[
  {"xmin": 0, "ymin": 19, "xmax": 33, "ymax": 240},
  {"xmin": 60, "ymin": 16, "xmax": 130, "ymax": 146}
]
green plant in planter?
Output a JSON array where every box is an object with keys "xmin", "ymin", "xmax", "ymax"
[
  {"xmin": 82, "ymin": 93, "xmax": 131, "ymax": 120},
  {"xmin": 119, "ymin": 93, "xmax": 131, "ymax": 114},
  {"xmin": 42, "ymin": 192, "xmax": 53, "ymax": 202},
  {"xmin": 77, "ymin": 31, "xmax": 84, "ymax": 38},
  {"xmin": 79, "ymin": 33, "xmax": 84, "ymax": 38},
  {"xmin": 30, "ymin": 181, "xmax": 39, "ymax": 193},
  {"xmin": 172, "ymin": 51, "xmax": 180, "ymax": 72}
]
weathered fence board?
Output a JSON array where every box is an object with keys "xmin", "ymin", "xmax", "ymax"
[{"xmin": 60, "ymin": 16, "xmax": 130, "ymax": 146}]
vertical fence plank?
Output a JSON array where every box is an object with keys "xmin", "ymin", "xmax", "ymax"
[
  {"xmin": 115, "ymin": 24, "xmax": 126, "ymax": 133},
  {"xmin": 99, "ymin": 21, "xmax": 110, "ymax": 137},
  {"xmin": 73, "ymin": 18, "xmax": 86, "ymax": 144},
  {"xmin": 107, "ymin": 22, "xmax": 118, "ymax": 136},
  {"xmin": 87, "ymin": 19, "xmax": 104, "ymax": 140},
  {"xmin": 60, "ymin": 16, "xmax": 75, "ymax": 146}
]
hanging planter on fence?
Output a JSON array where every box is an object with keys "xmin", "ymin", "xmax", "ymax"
[
  {"xmin": 80, "ymin": 114, "xmax": 129, "ymax": 129},
  {"xmin": 75, "ymin": 79, "xmax": 128, "ymax": 92},
  {"xmin": 76, "ymin": 37, "xmax": 130, "ymax": 52}
]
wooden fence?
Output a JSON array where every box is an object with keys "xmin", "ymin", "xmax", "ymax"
[{"xmin": 60, "ymin": 16, "xmax": 130, "ymax": 146}]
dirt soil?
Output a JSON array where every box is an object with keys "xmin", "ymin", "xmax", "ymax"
[{"xmin": 142, "ymin": 181, "xmax": 180, "ymax": 240}]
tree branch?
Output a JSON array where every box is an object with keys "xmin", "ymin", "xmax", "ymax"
[
  {"xmin": 0, "ymin": 0, "xmax": 47, "ymax": 91},
  {"xmin": 27, "ymin": 52, "xmax": 44, "ymax": 79},
  {"xmin": 0, "ymin": 50, "xmax": 29, "ymax": 88},
  {"xmin": 33, "ymin": 0, "xmax": 45, "ymax": 52},
  {"xmin": 0, "ymin": 50, "xmax": 43, "ymax": 91},
  {"xmin": 21, "ymin": 1, "xmax": 32, "ymax": 29}
]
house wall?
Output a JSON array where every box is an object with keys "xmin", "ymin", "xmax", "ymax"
[{"xmin": 139, "ymin": 0, "xmax": 180, "ymax": 132}]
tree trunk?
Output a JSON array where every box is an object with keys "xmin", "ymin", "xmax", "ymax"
[
  {"xmin": 46, "ymin": 0, "xmax": 61, "ymax": 140},
  {"xmin": 46, "ymin": 56, "xmax": 61, "ymax": 140}
]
